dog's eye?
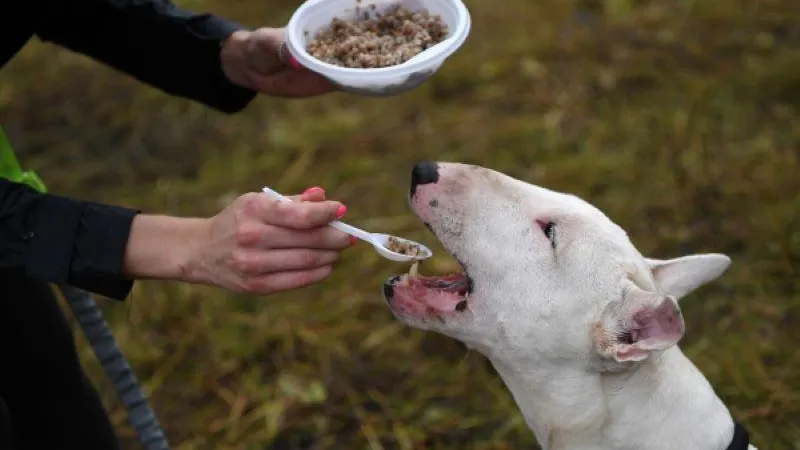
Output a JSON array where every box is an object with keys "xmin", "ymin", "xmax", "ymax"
[{"xmin": 537, "ymin": 220, "xmax": 556, "ymax": 247}]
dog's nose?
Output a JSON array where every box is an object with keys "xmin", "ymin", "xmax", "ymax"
[{"xmin": 410, "ymin": 161, "xmax": 439, "ymax": 197}]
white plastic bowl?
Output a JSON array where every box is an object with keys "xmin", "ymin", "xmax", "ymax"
[{"xmin": 286, "ymin": 0, "xmax": 471, "ymax": 97}]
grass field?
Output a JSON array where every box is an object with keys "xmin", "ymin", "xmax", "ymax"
[{"xmin": 1, "ymin": 0, "xmax": 798, "ymax": 448}]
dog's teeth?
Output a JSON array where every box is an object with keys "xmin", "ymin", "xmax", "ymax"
[
  {"xmin": 399, "ymin": 274, "xmax": 409, "ymax": 285},
  {"xmin": 409, "ymin": 262, "xmax": 419, "ymax": 278}
]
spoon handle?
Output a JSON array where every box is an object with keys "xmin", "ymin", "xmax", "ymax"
[
  {"xmin": 261, "ymin": 187, "xmax": 374, "ymax": 243},
  {"xmin": 327, "ymin": 220, "xmax": 374, "ymax": 242}
]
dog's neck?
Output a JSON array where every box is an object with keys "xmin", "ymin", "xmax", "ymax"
[{"xmin": 488, "ymin": 347, "xmax": 743, "ymax": 450}]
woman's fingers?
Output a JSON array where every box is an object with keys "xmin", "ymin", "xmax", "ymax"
[
  {"xmin": 235, "ymin": 218, "xmax": 351, "ymax": 250},
  {"xmin": 252, "ymin": 69, "xmax": 337, "ymax": 98},
  {"xmin": 201, "ymin": 187, "xmax": 351, "ymax": 296},
  {"xmin": 258, "ymin": 198, "xmax": 344, "ymax": 230},
  {"xmin": 264, "ymin": 226, "xmax": 351, "ymax": 250},
  {"xmin": 301, "ymin": 186, "xmax": 326, "ymax": 202},
  {"xmin": 242, "ymin": 265, "xmax": 335, "ymax": 294},
  {"xmin": 233, "ymin": 189, "xmax": 350, "ymax": 250},
  {"xmin": 233, "ymin": 248, "xmax": 341, "ymax": 276}
]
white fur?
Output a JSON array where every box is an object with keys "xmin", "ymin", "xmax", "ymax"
[{"xmin": 384, "ymin": 162, "xmax": 757, "ymax": 450}]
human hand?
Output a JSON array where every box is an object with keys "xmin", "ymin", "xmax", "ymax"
[
  {"xmin": 220, "ymin": 27, "xmax": 336, "ymax": 98},
  {"xmin": 185, "ymin": 187, "xmax": 353, "ymax": 295}
]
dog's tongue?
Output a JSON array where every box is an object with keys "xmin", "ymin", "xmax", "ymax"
[{"xmin": 415, "ymin": 286, "xmax": 465, "ymax": 311}]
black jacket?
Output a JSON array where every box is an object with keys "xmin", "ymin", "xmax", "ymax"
[{"xmin": 0, "ymin": 0, "xmax": 258, "ymax": 300}]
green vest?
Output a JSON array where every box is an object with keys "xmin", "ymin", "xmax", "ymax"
[{"xmin": 0, "ymin": 126, "xmax": 47, "ymax": 193}]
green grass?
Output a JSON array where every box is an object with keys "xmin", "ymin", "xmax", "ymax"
[{"xmin": 1, "ymin": 0, "xmax": 799, "ymax": 448}]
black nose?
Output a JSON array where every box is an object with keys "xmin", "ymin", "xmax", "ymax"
[{"xmin": 410, "ymin": 161, "xmax": 439, "ymax": 197}]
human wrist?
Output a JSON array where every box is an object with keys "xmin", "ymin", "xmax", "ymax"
[{"xmin": 122, "ymin": 214, "xmax": 210, "ymax": 283}]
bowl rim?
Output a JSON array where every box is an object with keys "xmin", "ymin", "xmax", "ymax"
[{"xmin": 286, "ymin": 0, "xmax": 472, "ymax": 80}]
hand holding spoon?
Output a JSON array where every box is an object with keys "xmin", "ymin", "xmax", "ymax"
[{"xmin": 261, "ymin": 187, "xmax": 433, "ymax": 263}]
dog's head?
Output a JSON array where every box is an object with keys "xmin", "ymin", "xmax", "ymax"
[{"xmin": 382, "ymin": 162, "xmax": 731, "ymax": 371}]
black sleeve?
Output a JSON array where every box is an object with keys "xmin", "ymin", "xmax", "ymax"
[
  {"xmin": 0, "ymin": 178, "xmax": 140, "ymax": 300},
  {"xmin": 34, "ymin": 0, "xmax": 258, "ymax": 114}
]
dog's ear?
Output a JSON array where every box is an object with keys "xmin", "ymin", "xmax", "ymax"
[
  {"xmin": 594, "ymin": 283, "xmax": 685, "ymax": 363},
  {"xmin": 646, "ymin": 253, "xmax": 731, "ymax": 301}
]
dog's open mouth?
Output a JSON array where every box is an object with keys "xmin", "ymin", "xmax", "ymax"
[{"xmin": 384, "ymin": 261, "xmax": 473, "ymax": 315}]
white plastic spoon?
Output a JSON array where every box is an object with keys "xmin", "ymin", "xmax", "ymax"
[{"xmin": 261, "ymin": 187, "xmax": 433, "ymax": 263}]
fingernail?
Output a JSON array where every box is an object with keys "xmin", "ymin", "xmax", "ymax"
[
  {"xmin": 303, "ymin": 186, "xmax": 324, "ymax": 195},
  {"xmin": 289, "ymin": 55, "xmax": 301, "ymax": 70},
  {"xmin": 349, "ymin": 236, "xmax": 358, "ymax": 246},
  {"xmin": 336, "ymin": 204, "xmax": 347, "ymax": 218}
]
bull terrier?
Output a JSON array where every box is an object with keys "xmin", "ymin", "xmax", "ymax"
[{"xmin": 382, "ymin": 162, "xmax": 756, "ymax": 450}]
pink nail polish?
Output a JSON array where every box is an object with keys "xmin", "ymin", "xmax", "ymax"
[
  {"xmin": 303, "ymin": 186, "xmax": 324, "ymax": 195},
  {"xmin": 349, "ymin": 236, "xmax": 358, "ymax": 246},
  {"xmin": 289, "ymin": 55, "xmax": 301, "ymax": 70},
  {"xmin": 336, "ymin": 204, "xmax": 347, "ymax": 218}
]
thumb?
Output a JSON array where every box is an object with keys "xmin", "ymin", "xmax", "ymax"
[{"xmin": 285, "ymin": 186, "xmax": 326, "ymax": 203}]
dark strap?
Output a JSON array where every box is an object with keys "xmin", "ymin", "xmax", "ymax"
[{"xmin": 726, "ymin": 421, "xmax": 750, "ymax": 450}]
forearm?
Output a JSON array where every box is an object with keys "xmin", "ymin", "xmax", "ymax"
[
  {"xmin": 122, "ymin": 214, "xmax": 207, "ymax": 281},
  {"xmin": 34, "ymin": 0, "xmax": 257, "ymax": 113}
]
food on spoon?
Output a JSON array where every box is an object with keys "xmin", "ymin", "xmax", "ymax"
[
  {"xmin": 305, "ymin": 4, "xmax": 449, "ymax": 69},
  {"xmin": 387, "ymin": 236, "xmax": 422, "ymax": 257}
]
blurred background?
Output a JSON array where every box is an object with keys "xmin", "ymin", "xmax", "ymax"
[{"xmin": 1, "ymin": 0, "xmax": 798, "ymax": 448}]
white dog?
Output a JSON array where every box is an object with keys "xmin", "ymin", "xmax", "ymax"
[{"xmin": 382, "ymin": 162, "xmax": 756, "ymax": 450}]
